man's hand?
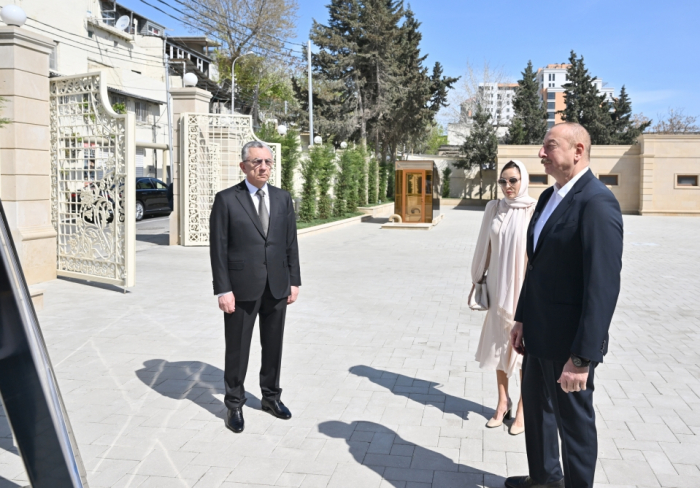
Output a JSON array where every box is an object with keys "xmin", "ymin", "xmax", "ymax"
[
  {"xmin": 510, "ymin": 321, "xmax": 525, "ymax": 355},
  {"xmin": 558, "ymin": 358, "xmax": 589, "ymax": 393},
  {"xmin": 287, "ymin": 286, "xmax": 299, "ymax": 305},
  {"xmin": 218, "ymin": 292, "xmax": 235, "ymax": 314}
]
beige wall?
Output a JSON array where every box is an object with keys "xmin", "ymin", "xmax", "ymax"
[
  {"xmin": 497, "ymin": 134, "xmax": 700, "ymax": 215},
  {"xmin": 0, "ymin": 27, "xmax": 57, "ymax": 285},
  {"xmin": 639, "ymin": 135, "xmax": 700, "ymax": 215}
]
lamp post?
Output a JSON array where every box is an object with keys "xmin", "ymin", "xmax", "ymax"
[{"xmin": 231, "ymin": 51, "xmax": 254, "ymax": 113}]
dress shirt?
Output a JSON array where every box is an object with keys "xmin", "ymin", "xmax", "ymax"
[
  {"xmin": 533, "ymin": 167, "xmax": 589, "ymax": 249},
  {"xmin": 217, "ymin": 180, "xmax": 271, "ymax": 298}
]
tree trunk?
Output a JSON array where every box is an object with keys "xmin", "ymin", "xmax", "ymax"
[{"xmin": 356, "ymin": 77, "xmax": 367, "ymax": 148}]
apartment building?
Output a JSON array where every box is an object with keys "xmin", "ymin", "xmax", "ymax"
[
  {"xmin": 537, "ymin": 63, "xmax": 615, "ymax": 128},
  {"xmin": 447, "ymin": 82, "xmax": 518, "ymax": 144},
  {"xmin": 16, "ymin": 0, "xmax": 222, "ymax": 177}
]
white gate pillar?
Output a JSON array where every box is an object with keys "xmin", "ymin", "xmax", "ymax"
[
  {"xmin": 0, "ymin": 27, "xmax": 57, "ymax": 285},
  {"xmin": 169, "ymin": 87, "xmax": 212, "ymax": 245}
]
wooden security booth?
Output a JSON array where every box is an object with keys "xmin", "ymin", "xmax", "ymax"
[{"xmin": 394, "ymin": 160, "xmax": 440, "ymax": 224}]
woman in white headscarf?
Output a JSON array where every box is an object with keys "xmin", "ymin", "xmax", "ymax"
[{"xmin": 469, "ymin": 160, "xmax": 536, "ymax": 435}]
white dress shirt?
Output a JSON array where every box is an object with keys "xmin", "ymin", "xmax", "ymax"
[
  {"xmin": 245, "ymin": 179, "xmax": 270, "ymax": 216},
  {"xmin": 218, "ymin": 180, "xmax": 271, "ymax": 298},
  {"xmin": 533, "ymin": 167, "xmax": 589, "ymax": 249}
]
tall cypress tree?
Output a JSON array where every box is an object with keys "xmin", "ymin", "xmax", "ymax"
[
  {"xmin": 508, "ymin": 60, "xmax": 547, "ymax": 144},
  {"xmin": 610, "ymin": 85, "xmax": 650, "ymax": 144},
  {"xmin": 560, "ymin": 50, "xmax": 612, "ymax": 144}
]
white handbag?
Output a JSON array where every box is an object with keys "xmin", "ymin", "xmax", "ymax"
[
  {"xmin": 468, "ymin": 243, "xmax": 490, "ymax": 311},
  {"xmin": 468, "ymin": 278, "xmax": 489, "ymax": 311}
]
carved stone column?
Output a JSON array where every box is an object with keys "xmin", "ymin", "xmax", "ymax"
[{"xmin": 168, "ymin": 87, "xmax": 212, "ymax": 245}]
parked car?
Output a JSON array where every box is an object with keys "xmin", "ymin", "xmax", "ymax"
[{"xmin": 136, "ymin": 177, "xmax": 172, "ymax": 221}]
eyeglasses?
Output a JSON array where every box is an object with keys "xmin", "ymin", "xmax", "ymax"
[
  {"xmin": 244, "ymin": 158, "xmax": 274, "ymax": 168},
  {"xmin": 498, "ymin": 177, "xmax": 520, "ymax": 187}
]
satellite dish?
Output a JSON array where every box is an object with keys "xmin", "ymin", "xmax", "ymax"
[{"xmin": 115, "ymin": 15, "xmax": 130, "ymax": 31}]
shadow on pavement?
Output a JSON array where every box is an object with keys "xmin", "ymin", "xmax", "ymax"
[
  {"xmin": 318, "ymin": 420, "xmax": 502, "ymax": 487},
  {"xmin": 349, "ymin": 365, "xmax": 493, "ymax": 421},
  {"xmin": 135, "ymin": 360, "xmax": 262, "ymax": 421},
  {"xmin": 135, "ymin": 233, "xmax": 169, "ymax": 246},
  {"xmin": 361, "ymin": 217, "xmax": 389, "ymax": 225},
  {"xmin": 57, "ymin": 276, "xmax": 127, "ymax": 293}
]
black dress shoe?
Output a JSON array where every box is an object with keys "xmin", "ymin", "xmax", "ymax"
[
  {"xmin": 226, "ymin": 407, "xmax": 244, "ymax": 433},
  {"xmin": 261, "ymin": 398, "xmax": 292, "ymax": 419},
  {"xmin": 504, "ymin": 476, "xmax": 564, "ymax": 488}
]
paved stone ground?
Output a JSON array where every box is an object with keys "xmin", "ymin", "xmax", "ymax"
[{"xmin": 0, "ymin": 206, "xmax": 699, "ymax": 488}]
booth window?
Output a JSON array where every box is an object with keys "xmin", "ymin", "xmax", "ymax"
[
  {"xmin": 530, "ymin": 174, "xmax": 548, "ymax": 185},
  {"xmin": 599, "ymin": 174, "xmax": 619, "ymax": 186},
  {"xmin": 677, "ymin": 175, "xmax": 698, "ymax": 187}
]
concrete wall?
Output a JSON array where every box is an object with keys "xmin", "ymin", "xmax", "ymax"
[{"xmin": 497, "ymin": 134, "xmax": 700, "ymax": 215}]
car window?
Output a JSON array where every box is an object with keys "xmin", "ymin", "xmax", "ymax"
[
  {"xmin": 136, "ymin": 179, "xmax": 154, "ymax": 190},
  {"xmin": 154, "ymin": 180, "xmax": 168, "ymax": 190}
]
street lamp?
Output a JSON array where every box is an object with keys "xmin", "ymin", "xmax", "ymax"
[
  {"xmin": 313, "ymin": 135, "xmax": 322, "ymax": 145},
  {"xmin": 0, "ymin": 5, "xmax": 27, "ymax": 26},
  {"xmin": 231, "ymin": 51, "xmax": 254, "ymax": 113},
  {"xmin": 340, "ymin": 141, "xmax": 348, "ymax": 149},
  {"xmin": 277, "ymin": 124, "xmax": 288, "ymax": 136}
]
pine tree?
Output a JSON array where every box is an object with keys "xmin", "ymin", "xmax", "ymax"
[
  {"xmin": 367, "ymin": 157, "xmax": 379, "ymax": 204},
  {"xmin": 441, "ymin": 166, "xmax": 452, "ymax": 198},
  {"xmin": 508, "ymin": 60, "xmax": 547, "ymax": 144},
  {"xmin": 456, "ymin": 104, "xmax": 498, "ymax": 199},
  {"xmin": 560, "ymin": 51, "xmax": 612, "ymax": 144},
  {"xmin": 298, "ymin": 154, "xmax": 318, "ymax": 222},
  {"xmin": 314, "ymin": 145, "xmax": 336, "ymax": 219},
  {"xmin": 610, "ymin": 85, "xmax": 650, "ymax": 144}
]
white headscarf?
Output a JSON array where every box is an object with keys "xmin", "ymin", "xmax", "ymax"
[
  {"xmin": 495, "ymin": 160, "xmax": 537, "ymax": 324},
  {"xmin": 470, "ymin": 160, "xmax": 536, "ymax": 328}
]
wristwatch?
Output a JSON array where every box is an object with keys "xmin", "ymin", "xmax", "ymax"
[{"xmin": 571, "ymin": 354, "xmax": 591, "ymax": 368}]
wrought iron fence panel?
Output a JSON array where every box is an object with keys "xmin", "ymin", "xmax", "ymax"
[
  {"xmin": 181, "ymin": 113, "xmax": 281, "ymax": 246},
  {"xmin": 50, "ymin": 72, "xmax": 135, "ymax": 287}
]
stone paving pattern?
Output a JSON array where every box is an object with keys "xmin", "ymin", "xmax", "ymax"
[{"xmin": 0, "ymin": 207, "xmax": 698, "ymax": 487}]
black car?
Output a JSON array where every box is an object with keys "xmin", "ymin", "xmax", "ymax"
[{"xmin": 136, "ymin": 177, "xmax": 172, "ymax": 221}]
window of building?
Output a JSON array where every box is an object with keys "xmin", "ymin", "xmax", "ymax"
[
  {"xmin": 549, "ymin": 83, "xmax": 555, "ymax": 88},
  {"xmin": 134, "ymin": 101, "xmax": 150, "ymax": 123},
  {"xmin": 147, "ymin": 24, "xmax": 161, "ymax": 35},
  {"xmin": 598, "ymin": 174, "xmax": 619, "ymax": 186},
  {"xmin": 547, "ymin": 102, "xmax": 555, "ymax": 110},
  {"xmin": 676, "ymin": 175, "xmax": 698, "ymax": 187},
  {"xmin": 547, "ymin": 92, "xmax": 556, "ymax": 100},
  {"xmin": 548, "ymin": 111, "xmax": 556, "ymax": 120},
  {"xmin": 49, "ymin": 44, "xmax": 58, "ymax": 71},
  {"xmin": 530, "ymin": 174, "xmax": 549, "ymax": 185},
  {"xmin": 547, "ymin": 121, "xmax": 555, "ymax": 129}
]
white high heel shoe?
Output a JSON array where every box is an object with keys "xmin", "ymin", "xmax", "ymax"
[{"xmin": 486, "ymin": 399, "xmax": 512, "ymax": 428}]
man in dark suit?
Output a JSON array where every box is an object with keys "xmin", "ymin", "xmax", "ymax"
[
  {"xmin": 506, "ymin": 123, "xmax": 623, "ymax": 488},
  {"xmin": 209, "ymin": 140, "xmax": 301, "ymax": 434}
]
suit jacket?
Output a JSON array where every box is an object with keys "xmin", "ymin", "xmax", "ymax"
[
  {"xmin": 209, "ymin": 180, "xmax": 301, "ymax": 302},
  {"xmin": 514, "ymin": 170, "xmax": 623, "ymax": 363}
]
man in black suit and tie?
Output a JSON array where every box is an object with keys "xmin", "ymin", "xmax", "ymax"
[
  {"xmin": 209, "ymin": 140, "xmax": 301, "ymax": 434},
  {"xmin": 506, "ymin": 123, "xmax": 623, "ymax": 488}
]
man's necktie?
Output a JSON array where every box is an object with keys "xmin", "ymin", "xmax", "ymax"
[{"xmin": 256, "ymin": 189, "xmax": 269, "ymax": 237}]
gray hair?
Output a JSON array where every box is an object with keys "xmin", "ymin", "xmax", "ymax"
[{"xmin": 241, "ymin": 140, "xmax": 273, "ymax": 162}]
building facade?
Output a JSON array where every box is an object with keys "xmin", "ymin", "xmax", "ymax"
[{"xmin": 537, "ymin": 63, "xmax": 615, "ymax": 128}]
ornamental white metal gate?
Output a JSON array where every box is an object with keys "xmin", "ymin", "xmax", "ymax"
[
  {"xmin": 181, "ymin": 114, "xmax": 281, "ymax": 246},
  {"xmin": 50, "ymin": 72, "xmax": 136, "ymax": 287}
]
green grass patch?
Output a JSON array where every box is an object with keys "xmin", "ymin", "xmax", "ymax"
[{"xmin": 296, "ymin": 211, "xmax": 364, "ymax": 230}]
